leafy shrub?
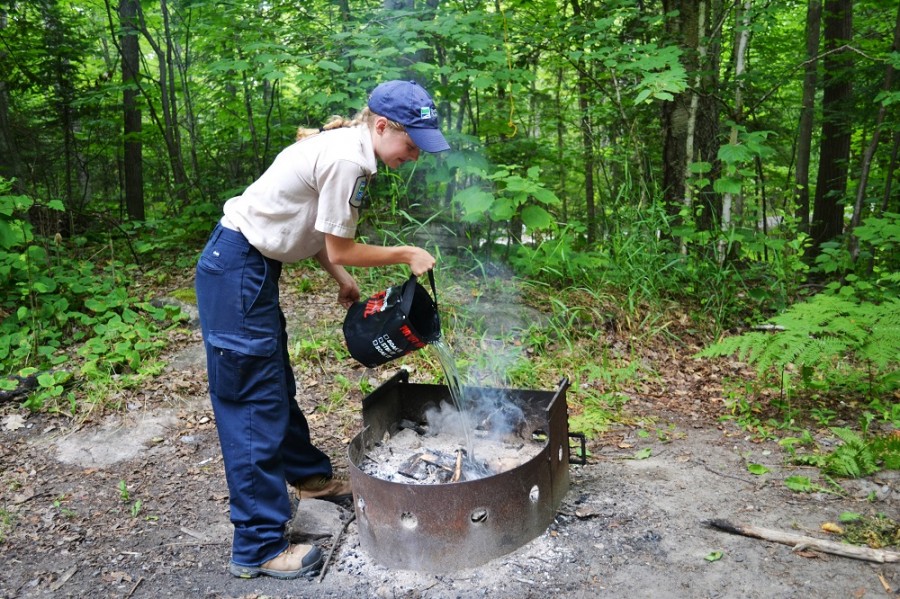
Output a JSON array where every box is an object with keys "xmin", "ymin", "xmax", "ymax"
[
  {"xmin": 696, "ymin": 293, "xmax": 900, "ymax": 401},
  {"xmin": 793, "ymin": 427, "xmax": 900, "ymax": 478},
  {"xmin": 0, "ymin": 180, "xmax": 185, "ymax": 411}
]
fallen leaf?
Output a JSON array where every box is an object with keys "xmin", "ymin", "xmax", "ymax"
[
  {"xmin": 821, "ymin": 522, "xmax": 844, "ymax": 535},
  {"xmin": 3, "ymin": 414, "xmax": 26, "ymax": 431},
  {"xmin": 12, "ymin": 487, "xmax": 35, "ymax": 504},
  {"xmin": 575, "ymin": 506, "xmax": 600, "ymax": 519},
  {"xmin": 633, "ymin": 447, "xmax": 652, "ymax": 460}
]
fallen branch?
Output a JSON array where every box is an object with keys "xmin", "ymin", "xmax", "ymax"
[
  {"xmin": 317, "ymin": 512, "xmax": 355, "ymax": 583},
  {"xmin": 451, "ymin": 449, "xmax": 463, "ymax": 483},
  {"xmin": 706, "ymin": 519, "xmax": 900, "ymax": 564},
  {"xmin": 0, "ymin": 369, "xmax": 74, "ymax": 404}
]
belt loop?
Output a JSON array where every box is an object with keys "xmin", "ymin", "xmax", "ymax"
[{"xmin": 209, "ymin": 222, "xmax": 224, "ymax": 244}]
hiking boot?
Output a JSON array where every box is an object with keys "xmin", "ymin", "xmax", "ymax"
[
  {"xmin": 229, "ymin": 543, "xmax": 323, "ymax": 579},
  {"xmin": 292, "ymin": 474, "xmax": 352, "ymax": 501}
]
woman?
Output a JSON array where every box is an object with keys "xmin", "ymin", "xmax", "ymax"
[{"xmin": 195, "ymin": 80, "xmax": 450, "ymax": 579}]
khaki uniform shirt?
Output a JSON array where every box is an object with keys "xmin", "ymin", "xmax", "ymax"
[{"xmin": 221, "ymin": 125, "xmax": 376, "ymax": 263}]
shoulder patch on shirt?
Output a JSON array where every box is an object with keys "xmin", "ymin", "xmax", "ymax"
[{"xmin": 349, "ymin": 175, "xmax": 369, "ymax": 209}]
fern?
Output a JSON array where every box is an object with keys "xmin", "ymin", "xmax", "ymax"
[
  {"xmin": 794, "ymin": 428, "xmax": 898, "ymax": 479},
  {"xmin": 871, "ymin": 435, "xmax": 900, "ymax": 471},
  {"xmin": 696, "ymin": 294, "xmax": 900, "ymax": 394},
  {"xmin": 824, "ymin": 428, "xmax": 879, "ymax": 478}
]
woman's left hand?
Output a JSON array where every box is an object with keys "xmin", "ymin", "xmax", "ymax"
[{"xmin": 338, "ymin": 278, "xmax": 360, "ymax": 309}]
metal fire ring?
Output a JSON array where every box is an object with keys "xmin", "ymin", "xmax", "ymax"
[{"xmin": 348, "ymin": 371, "xmax": 571, "ymax": 572}]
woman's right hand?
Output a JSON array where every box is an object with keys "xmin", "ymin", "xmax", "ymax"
[{"xmin": 407, "ymin": 247, "xmax": 435, "ymax": 276}]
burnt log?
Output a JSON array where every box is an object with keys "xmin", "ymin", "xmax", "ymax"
[{"xmin": 0, "ymin": 373, "xmax": 40, "ymax": 404}]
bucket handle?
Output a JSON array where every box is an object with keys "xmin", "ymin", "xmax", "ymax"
[{"xmin": 401, "ymin": 270, "xmax": 438, "ymax": 315}]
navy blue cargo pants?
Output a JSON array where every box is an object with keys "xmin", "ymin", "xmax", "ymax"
[{"xmin": 195, "ymin": 223, "xmax": 332, "ymax": 567}]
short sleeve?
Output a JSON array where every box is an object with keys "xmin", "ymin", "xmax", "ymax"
[{"xmin": 314, "ymin": 158, "xmax": 363, "ymax": 238}]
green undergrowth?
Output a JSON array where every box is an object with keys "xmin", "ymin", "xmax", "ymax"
[
  {"xmin": 838, "ymin": 512, "xmax": 900, "ymax": 549},
  {"xmin": 1, "ymin": 184, "xmax": 192, "ymax": 413}
]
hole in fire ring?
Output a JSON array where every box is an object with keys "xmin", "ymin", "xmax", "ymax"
[
  {"xmin": 400, "ymin": 512, "xmax": 418, "ymax": 529},
  {"xmin": 357, "ymin": 496, "xmax": 365, "ymax": 512},
  {"xmin": 470, "ymin": 508, "xmax": 488, "ymax": 524},
  {"xmin": 529, "ymin": 485, "xmax": 540, "ymax": 503}
]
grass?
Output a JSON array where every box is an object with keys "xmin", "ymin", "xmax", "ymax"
[{"xmin": 0, "ymin": 507, "xmax": 13, "ymax": 542}]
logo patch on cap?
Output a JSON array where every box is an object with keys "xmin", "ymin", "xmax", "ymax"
[{"xmin": 420, "ymin": 107, "xmax": 433, "ymax": 120}]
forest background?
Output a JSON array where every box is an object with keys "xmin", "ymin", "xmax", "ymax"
[{"xmin": 0, "ymin": 0, "xmax": 898, "ymax": 486}]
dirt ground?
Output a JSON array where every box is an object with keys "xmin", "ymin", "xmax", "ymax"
[{"xmin": 0, "ymin": 279, "xmax": 897, "ymax": 599}]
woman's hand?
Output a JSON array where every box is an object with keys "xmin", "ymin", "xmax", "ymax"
[
  {"xmin": 407, "ymin": 247, "xmax": 436, "ymax": 277},
  {"xmin": 324, "ymin": 234, "xmax": 436, "ymax": 276},
  {"xmin": 337, "ymin": 277, "xmax": 360, "ymax": 309}
]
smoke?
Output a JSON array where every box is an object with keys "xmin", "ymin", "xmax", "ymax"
[{"xmin": 423, "ymin": 400, "xmax": 476, "ymax": 439}]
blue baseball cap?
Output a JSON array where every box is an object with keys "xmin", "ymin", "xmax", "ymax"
[{"xmin": 368, "ymin": 80, "xmax": 450, "ymax": 153}]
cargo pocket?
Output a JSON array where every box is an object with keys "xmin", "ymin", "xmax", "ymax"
[{"xmin": 208, "ymin": 332, "xmax": 278, "ymax": 403}]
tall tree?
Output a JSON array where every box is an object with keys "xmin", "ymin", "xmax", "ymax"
[
  {"xmin": 120, "ymin": 0, "xmax": 144, "ymax": 221},
  {"xmin": 660, "ymin": 0, "xmax": 722, "ymax": 233},
  {"xmin": 810, "ymin": 0, "xmax": 853, "ymax": 254},
  {"xmin": 0, "ymin": 6, "xmax": 24, "ymax": 192},
  {"xmin": 719, "ymin": 0, "xmax": 752, "ymax": 262},
  {"xmin": 570, "ymin": 0, "xmax": 597, "ymax": 244},
  {"xmin": 136, "ymin": 0, "xmax": 190, "ymax": 206},
  {"xmin": 848, "ymin": 1, "xmax": 900, "ymax": 262},
  {"xmin": 794, "ymin": 0, "xmax": 821, "ymax": 234}
]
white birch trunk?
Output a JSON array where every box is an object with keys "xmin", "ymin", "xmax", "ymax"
[
  {"xmin": 719, "ymin": 0, "xmax": 752, "ymax": 264},
  {"xmin": 681, "ymin": 1, "xmax": 706, "ymax": 255}
]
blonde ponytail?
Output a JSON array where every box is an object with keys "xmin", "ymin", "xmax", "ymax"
[{"xmin": 295, "ymin": 107, "xmax": 404, "ymax": 141}]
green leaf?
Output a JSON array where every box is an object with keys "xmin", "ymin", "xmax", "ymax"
[
  {"xmin": 634, "ymin": 88, "xmax": 652, "ymax": 104},
  {"xmin": 747, "ymin": 464, "xmax": 770, "ymax": 475},
  {"xmin": 490, "ymin": 197, "xmax": 515, "ymax": 221},
  {"xmin": 633, "ymin": 447, "xmax": 652, "ymax": 460},
  {"xmin": 784, "ymin": 475, "xmax": 813, "ymax": 493},
  {"xmin": 521, "ymin": 205, "xmax": 555, "ymax": 230},
  {"xmin": 838, "ymin": 512, "xmax": 861, "ymax": 523},
  {"xmin": 704, "ymin": 551, "xmax": 724, "ymax": 562},
  {"xmin": 713, "ymin": 176, "xmax": 743, "ymax": 194},
  {"xmin": 717, "ymin": 143, "xmax": 753, "ymax": 164},
  {"xmin": 453, "ymin": 187, "xmax": 494, "ymax": 222},
  {"xmin": 317, "ymin": 60, "xmax": 345, "ymax": 72},
  {"xmin": 531, "ymin": 186, "xmax": 560, "ymax": 206},
  {"xmin": 84, "ymin": 298, "xmax": 107, "ymax": 312}
]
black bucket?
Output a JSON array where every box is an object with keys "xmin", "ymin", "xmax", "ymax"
[{"xmin": 343, "ymin": 271, "xmax": 441, "ymax": 367}]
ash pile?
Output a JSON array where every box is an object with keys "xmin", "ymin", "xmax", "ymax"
[{"xmin": 359, "ymin": 401, "xmax": 544, "ymax": 484}]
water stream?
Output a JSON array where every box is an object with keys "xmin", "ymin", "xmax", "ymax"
[{"xmin": 429, "ymin": 338, "xmax": 476, "ymax": 461}]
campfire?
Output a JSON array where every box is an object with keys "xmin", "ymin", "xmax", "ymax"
[
  {"xmin": 360, "ymin": 407, "xmax": 543, "ymax": 484},
  {"xmin": 348, "ymin": 372, "xmax": 573, "ymax": 572}
]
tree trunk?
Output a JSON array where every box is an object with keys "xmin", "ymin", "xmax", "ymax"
[
  {"xmin": 719, "ymin": 0, "xmax": 752, "ymax": 263},
  {"xmin": 810, "ymin": 0, "xmax": 853, "ymax": 255},
  {"xmin": 661, "ymin": 0, "xmax": 722, "ymax": 234},
  {"xmin": 170, "ymin": 7, "xmax": 205, "ymax": 203},
  {"xmin": 119, "ymin": 0, "xmax": 144, "ymax": 221},
  {"xmin": 571, "ymin": 0, "xmax": 597, "ymax": 245},
  {"xmin": 0, "ymin": 8, "xmax": 24, "ymax": 193},
  {"xmin": 883, "ymin": 132, "xmax": 899, "ymax": 213},
  {"xmin": 794, "ymin": 0, "xmax": 821, "ymax": 234},
  {"xmin": 848, "ymin": 1, "xmax": 899, "ymax": 262},
  {"xmin": 556, "ymin": 66, "xmax": 567, "ymax": 223},
  {"xmin": 160, "ymin": 0, "xmax": 189, "ymax": 205},
  {"xmin": 131, "ymin": 0, "xmax": 190, "ymax": 206}
]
